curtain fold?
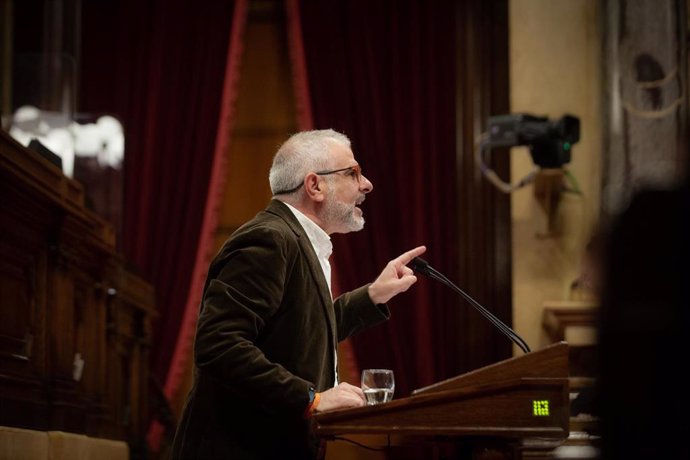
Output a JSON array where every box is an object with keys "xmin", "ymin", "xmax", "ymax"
[
  {"xmin": 163, "ymin": 0, "xmax": 248, "ymax": 417},
  {"xmin": 294, "ymin": 0, "xmax": 459, "ymax": 398},
  {"xmin": 80, "ymin": 0, "xmax": 247, "ymax": 445}
]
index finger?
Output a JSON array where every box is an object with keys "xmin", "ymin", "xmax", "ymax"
[{"xmin": 394, "ymin": 245, "xmax": 427, "ymax": 267}]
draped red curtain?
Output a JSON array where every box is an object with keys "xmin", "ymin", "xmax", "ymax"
[
  {"xmin": 80, "ymin": 0, "xmax": 244, "ymax": 398},
  {"xmin": 293, "ymin": 0, "xmax": 460, "ymax": 398}
]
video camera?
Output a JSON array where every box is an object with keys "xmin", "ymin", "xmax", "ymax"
[{"xmin": 486, "ymin": 114, "xmax": 580, "ymax": 168}]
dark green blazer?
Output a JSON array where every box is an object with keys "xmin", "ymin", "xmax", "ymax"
[{"xmin": 172, "ymin": 199, "xmax": 390, "ymax": 459}]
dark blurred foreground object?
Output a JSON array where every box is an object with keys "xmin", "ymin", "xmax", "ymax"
[{"xmin": 598, "ymin": 182, "xmax": 690, "ymax": 459}]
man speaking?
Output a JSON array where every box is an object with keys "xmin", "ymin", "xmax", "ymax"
[{"xmin": 172, "ymin": 129, "xmax": 425, "ymax": 459}]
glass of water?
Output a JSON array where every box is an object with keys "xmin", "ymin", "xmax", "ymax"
[{"xmin": 361, "ymin": 369, "xmax": 395, "ymax": 405}]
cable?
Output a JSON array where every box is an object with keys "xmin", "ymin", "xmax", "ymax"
[
  {"xmin": 475, "ymin": 134, "xmax": 539, "ymax": 194},
  {"xmin": 331, "ymin": 436, "xmax": 389, "ymax": 451}
]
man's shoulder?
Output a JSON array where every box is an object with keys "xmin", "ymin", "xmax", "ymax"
[
  {"xmin": 216, "ymin": 203, "xmax": 300, "ymax": 254},
  {"xmin": 235, "ymin": 205, "xmax": 297, "ymax": 239},
  {"xmin": 206, "ymin": 211, "xmax": 298, "ymax": 275}
]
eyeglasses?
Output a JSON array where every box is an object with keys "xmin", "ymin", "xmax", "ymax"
[
  {"xmin": 274, "ymin": 164, "xmax": 363, "ymax": 195},
  {"xmin": 315, "ymin": 164, "xmax": 362, "ymax": 182}
]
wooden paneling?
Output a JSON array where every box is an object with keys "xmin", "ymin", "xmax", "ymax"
[{"xmin": 0, "ymin": 129, "xmax": 155, "ymax": 451}]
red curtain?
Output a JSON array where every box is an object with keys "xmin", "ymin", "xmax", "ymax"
[
  {"xmin": 293, "ymin": 0, "xmax": 459, "ymax": 397},
  {"xmin": 80, "ymin": 0, "xmax": 244, "ymax": 392}
]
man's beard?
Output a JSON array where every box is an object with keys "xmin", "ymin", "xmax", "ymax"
[{"xmin": 323, "ymin": 194, "xmax": 365, "ymax": 233}]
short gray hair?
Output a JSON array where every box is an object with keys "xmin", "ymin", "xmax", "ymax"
[{"xmin": 269, "ymin": 129, "xmax": 351, "ymax": 195}]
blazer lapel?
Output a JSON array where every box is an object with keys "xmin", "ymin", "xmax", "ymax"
[{"xmin": 265, "ymin": 200, "xmax": 337, "ymax": 351}]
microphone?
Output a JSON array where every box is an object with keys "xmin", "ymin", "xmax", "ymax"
[{"xmin": 410, "ymin": 257, "xmax": 531, "ymax": 354}]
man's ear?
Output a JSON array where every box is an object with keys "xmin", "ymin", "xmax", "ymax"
[{"xmin": 304, "ymin": 173, "xmax": 326, "ymax": 202}]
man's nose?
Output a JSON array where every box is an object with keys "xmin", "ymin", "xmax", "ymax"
[{"xmin": 359, "ymin": 175, "xmax": 373, "ymax": 194}]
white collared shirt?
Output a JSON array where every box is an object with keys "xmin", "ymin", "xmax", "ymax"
[
  {"xmin": 282, "ymin": 202, "xmax": 339, "ymax": 386},
  {"xmin": 283, "ymin": 203, "xmax": 333, "ymax": 294}
]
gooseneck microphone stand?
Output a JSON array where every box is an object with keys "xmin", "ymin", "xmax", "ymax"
[{"xmin": 411, "ymin": 257, "xmax": 531, "ymax": 354}]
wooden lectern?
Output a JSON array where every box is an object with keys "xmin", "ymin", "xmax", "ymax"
[{"xmin": 314, "ymin": 342, "xmax": 569, "ymax": 459}]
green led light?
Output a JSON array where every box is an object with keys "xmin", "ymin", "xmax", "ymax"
[
  {"xmin": 533, "ymin": 400, "xmax": 550, "ymax": 416},
  {"xmin": 563, "ymin": 142, "xmax": 571, "ymax": 151}
]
